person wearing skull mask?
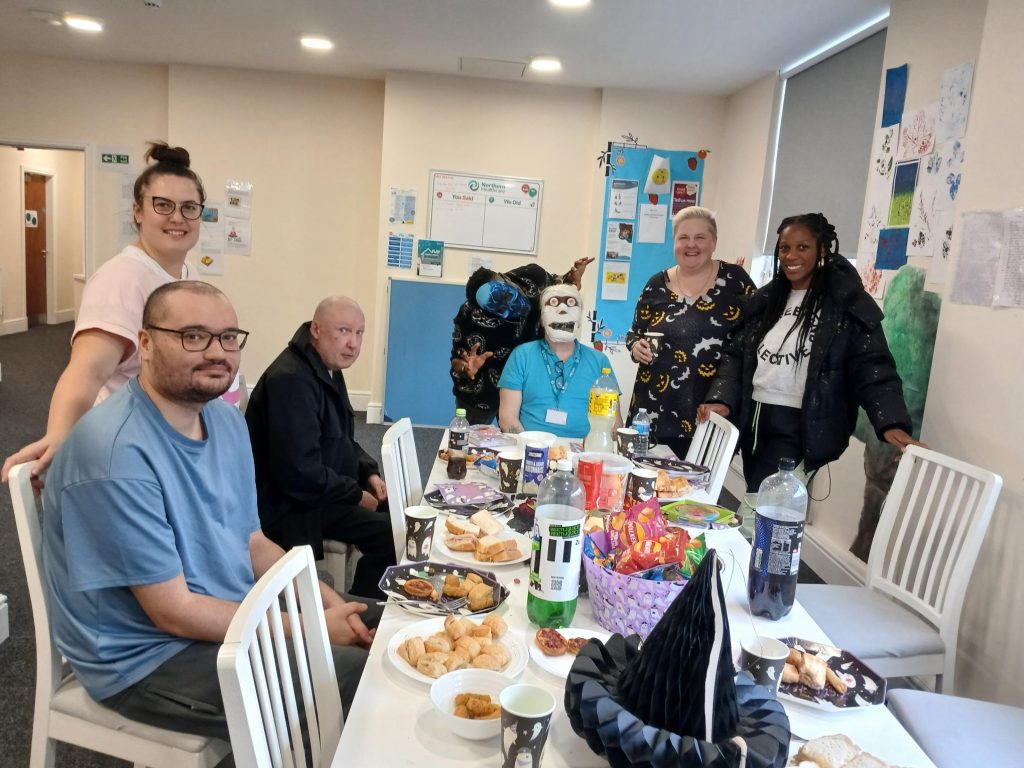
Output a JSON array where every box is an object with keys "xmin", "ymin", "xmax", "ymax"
[
  {"xmin": 498, "ymin": 284, "xmax": 621, "ymax": 438},
  {"xmin": 450, "ymin": 258, "xmax": 593, "ymax": 424}
]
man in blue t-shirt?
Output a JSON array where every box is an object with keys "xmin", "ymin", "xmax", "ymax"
[
  {"xmin": 43, "ymin": 280, "xmax": 379, "ymax": 741},
  {"xmin": 498, "ymin": 283, "xmax": 621, "ymax": 438}
]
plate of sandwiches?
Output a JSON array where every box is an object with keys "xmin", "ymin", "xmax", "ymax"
[
  {"xmin": 433, "ymin": 510, "xmax": 531, "ymax": 567},
  {"xmin": 388, "ymin": 614, "xmax": 528, "ymax": 685},
  {"xmin": 777, "ymin": 637, "xmax": 886, "ymax": 712},
  {"xmin": 528, "ymin": 627, "xmax": 611, "ymax": 678},
  {"xmin": 378, "ymin": 562, "xmax": 510, "ymax": 617}
]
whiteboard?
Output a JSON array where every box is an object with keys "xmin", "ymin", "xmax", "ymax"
[{"xmin": 428, "ymin": 169, "xmax": 543, "ymax": 255}]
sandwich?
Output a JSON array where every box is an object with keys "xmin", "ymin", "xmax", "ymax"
[
  {"xmin": 469, "ymin": 510, "xmax": 503, "ymax": 536},
  {"xmin": 445, "ymin": 518, "xmax": 481, "ymax": 537}
]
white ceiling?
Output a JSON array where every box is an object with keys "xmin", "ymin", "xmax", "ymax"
[{"xmin": 0, "ymin": 0, "xmax": 890, "ymax": 95}]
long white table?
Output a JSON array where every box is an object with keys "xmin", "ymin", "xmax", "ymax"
[{"xmin": 333, "ymin": 445, "xmax": 935, "ymax": 767}]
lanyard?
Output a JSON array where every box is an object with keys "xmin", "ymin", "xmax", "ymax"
[{"xmin": 540, "ymin": 341, "xmax": 581, "ymax": 408}]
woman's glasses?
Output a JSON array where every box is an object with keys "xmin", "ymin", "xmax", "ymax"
[{"xmin": 148, "ymin": 196, "xmax": 205, "ymax": 220}]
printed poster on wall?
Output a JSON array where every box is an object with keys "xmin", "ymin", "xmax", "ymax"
[
  {"xmin": 601, "ymin": 262, "xmax": 630, "ymax": 301},
  {"xmin": 608, "ymin": 179, "xmax": 638, "ymax": 219},
  {"xmin": 197, "ymin": 202, "xmax": 225, "ymax": 276},
  {"xmin": 604, "ymin": 222, "xmax": 633, "ymax": 261},
  {"xmin": 671, "ymin": 181, "xmax": 699, "ymax": 215}
]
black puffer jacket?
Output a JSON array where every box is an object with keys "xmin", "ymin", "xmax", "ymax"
[
  {"xmin": 705, "ymin": 255, "xmax": 911, "ymax": 472},
  {"xmin": 246, "ymin": 323, "xmax": 379, "ymax": 558}
]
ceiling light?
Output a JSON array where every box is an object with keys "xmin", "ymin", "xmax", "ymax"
[
  {"xmin": 301, "ymin": 36, "xmax": 334, "ymax": 51},
  {"xmin": 529, "ymin": 56, "xmax": 562, "ymax": 73},
  {"xmin": 63, "ymin": 14, "xmax": 103, "ymax": 32},
  {"xmin": 550, "ymin": 0, "xmax": 591, "ymax": 8}
]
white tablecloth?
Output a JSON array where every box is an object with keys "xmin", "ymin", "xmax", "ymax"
[{"xmin": 332, "ymin": 441, "xmax": 935, "ymax": 767}]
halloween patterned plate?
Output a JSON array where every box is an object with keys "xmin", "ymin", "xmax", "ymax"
[
  {"xmin": 377, "ymin": 562, "xmax": 510, "ymax": 617},
  {"xmin": 777, "ymin": 636, "xmax": 886, "ymax": 712},
  {"xmin": 423, "ymin": 487, "xmax": 521, "ymax": 518},
  {"xmin": 631, "ymin": 454, "xmax": 711, "ymax": 486}
]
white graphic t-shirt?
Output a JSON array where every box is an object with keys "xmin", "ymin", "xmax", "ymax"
[{"xmin": 751, "ymin": 290, "xmax": 817, "ymax": 408}]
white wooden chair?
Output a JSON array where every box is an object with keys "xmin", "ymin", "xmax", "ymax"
[
  {"xmin": 685, "ymin": 411, "xmax": 740, "ymax": 505},
  {"xmin": 217, "ymin": 546, "xmax": 342, "ymax": 768},
  {"xmin": 381, "ymin": 418, "xmax": 423, "ymax": 561},
  {"xmin": 800, "ymin": 446, "xmax": 1002, "ymax": 694},
  {"xmin": 7, "ymin": 463, "xmax": 231, "ymax": 768}
]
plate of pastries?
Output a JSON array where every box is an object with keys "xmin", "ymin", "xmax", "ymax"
[
  {"xmin": 388, "ymin": 613, "xmax": 528, "ymax": 684},
  {"xmin": 377, "ymin": 563, "xmax": 509, "ymax": 616},
  {"xmin": 777, "ymin": 637, "xmax": 886, "ymax": 711}
]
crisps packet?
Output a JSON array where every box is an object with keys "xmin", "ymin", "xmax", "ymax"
[
  {"xmin": 615, "ymin": 530, "xmax": 708, "ymax": 577},
  {"xmin": 604, "ymin": 497, "xmax": 667, "ymax": 553}
]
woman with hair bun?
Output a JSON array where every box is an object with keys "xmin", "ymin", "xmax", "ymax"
[
  {"xmin": 3, "ymin": 141, "xmax": 207, "ymax": 482},
  {"xmin": 699, "ymin": 213, "xmax": 921, "ymax": 519}
]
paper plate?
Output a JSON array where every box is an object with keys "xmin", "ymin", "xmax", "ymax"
[
  {"xmin": 528, "ymin": 627, "xmax": 612, "ymax": 678},
  {"xmin": 377, "ymin": 562, "xmax": 509, "ymax": 617},
  {"xmin": 433, "ymin": 530, "xmax": 531, "ymax": 567},
  {"xmin": 777, "ymin": 636, "xmax": 886, "ymax": 712},
  {"xmin": 387, "ymin": 616, "xmax": 528, "ymax": 685}
]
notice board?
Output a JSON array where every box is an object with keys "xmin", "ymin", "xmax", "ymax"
[{"xmin": 427, "ymin": 170, "xmax": 543, "ymax": 255}]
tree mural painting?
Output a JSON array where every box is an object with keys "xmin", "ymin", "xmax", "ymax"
[{"xmin": 850, "ymin": 266, "xmax": 940, "ymax": 561}]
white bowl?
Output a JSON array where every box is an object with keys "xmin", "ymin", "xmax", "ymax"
[
  {"xmin": 430, "ymin": 669, "xmax": 512, "ymax": 740},
  {"xmin": 517, "ymin": 431, "xmax": 558, "ymax": 449}
]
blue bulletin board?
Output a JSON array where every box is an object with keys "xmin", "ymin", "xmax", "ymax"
[{"xmin": 590, "ymin": 145, "xmax": 705, "ymax": 351}]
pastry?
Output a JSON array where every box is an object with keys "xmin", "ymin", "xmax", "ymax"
[
  {"xmin": 567, "ymin": 637, "xmax": 588, "ymax": 656},
  {"xmin": 655, "ymin": 470, "xmax": 690, "ymax": 497},
  {"xmin": 444, "ymin": 651, "xmax": 468, "ymax": 672},
  {"xmin": 481, "ymin": 642, "xmax": 509, "ymax": 667},
  {"xmin": 454, "ymin": 634, "xmax": 481, "ymax": 659},
  {"xmin": 535, "ymin": 628, "xmax": 568, "ymax": 656},
  {"xmin": 825, "ymin": 666, "xmax": 848, "ymax": 695},
  {"xmin": 798, "ymin": 653, "xmax": 828, "ymax": 690},
  {"xmin": 416, "ymin": 653, "xmax": 448, "ymax": 679},
  {"xmin": 465, "ymin": 572, "xmax": 484, "ymax": 585},
  {"xmin": 444, "ymin": 614, "xmax": 469, "ymax": 640},
  {"xmin": 397, "ymin": 636, "xmax": 425, "ymax": 666},
  {"xmin": 467, "ymin": 582, "xmax": 495, "ymax": 611},
  {"xmin": 454, "ymin": 693, "xmax": 500, "ymax": 720},
  {"xmin": 468, "ymin": 625, "xmax": 492, "ymax": 641},
  {"xmin": 424, "ymin": 633, "xmax": 452, "ymax": 654},
  {"xmin": 481, "ymin": 614, "xmax": 507, "ymax": 637},
  {"xmin": 403, "ymin": 578, "xmax": 438, "ymax": 601},
  {"xmin": 782, "ymin": 662, "xmax": 800, "ymax": 684},
  {"xmin": 471, "ymin": 653, "xmax": 503, "ymax": 670}
]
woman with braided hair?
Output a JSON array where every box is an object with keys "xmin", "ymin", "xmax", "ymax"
[{"xmin": 699, "ymin": 213, "xmax": 920, "ymax": 523}]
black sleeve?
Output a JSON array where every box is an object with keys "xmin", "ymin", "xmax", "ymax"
[{"xmin": 846, "ymin": 312, "xmax": 913, "ymax": 439}]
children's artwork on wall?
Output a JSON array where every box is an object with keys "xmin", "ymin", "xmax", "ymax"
[
  {"xmin": 643, "ymin": 155, "xmax": 671, "ymax": 203},
  {"xmin": 927, "ymin": 207, "xmax": 956, "ymax": 286},
  {"xmin": 860, "ymin": 126, "xmax": 899, "ymax": 251},
  {"xmin": 876, "ymin": 227, "xmax": 910, "ymax": 270},
  {"xmin": 937, "ymin": 60, "xmax": 975, "ymax": 143},
  {"xmin": 907, "ymin": 185, "xmax": 940, "ymax": 258},
  {"xmin": 897, "ymin": 104, "xmax": 938, "ymax": 161},
  {"xmin": 871, "ymin": 125, "xmax": 898, "ymax": 179},
  {"xmin": 882, "ymin": 64, "xmax": 908, "ymax": 128},
  {"xmin": 857, "ymin": 251, "xmax": 887, "ymax": 299},
  {"xmin": 888, "ymin": 161, "xmax": 920, "ymax": 227}
]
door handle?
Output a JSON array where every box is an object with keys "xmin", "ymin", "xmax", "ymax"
[{"xmin": 40, "ymin": 249, "xmax": 47, "ymax": 256}]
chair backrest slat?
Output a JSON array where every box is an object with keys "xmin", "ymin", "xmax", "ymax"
[
  {"xmin": 867, "ymin": 446, "xmax": 1002, "ymax": 638},
  {"xmin": 218, "ymin": 546, "xmax": 343, "ymax": 767},
  {"xmin": 685, "ymin": 412, "xmax": 739, "ymax": 505},
  {"xmin": 382, "ymin": 418, "xmax": 422, "ymax": 560}
]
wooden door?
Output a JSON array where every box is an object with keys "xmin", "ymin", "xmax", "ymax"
[{"xmin": 24, "ymin": 173, "xmax": 47, "ymax": 324}]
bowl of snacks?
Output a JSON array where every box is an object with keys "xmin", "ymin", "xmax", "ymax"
[{"xmin": 430, "ymin": 668, "xmax": 512, "ymax": 740}]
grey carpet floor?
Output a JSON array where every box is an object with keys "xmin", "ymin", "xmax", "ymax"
[{"xmin": 0, "ymin": 322, "xmax": 442, "ymax": 767}]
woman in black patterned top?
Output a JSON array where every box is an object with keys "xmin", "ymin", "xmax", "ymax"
[{"xmin": 626, "ymin": 207, "xmax": 755, "ymax": 457}]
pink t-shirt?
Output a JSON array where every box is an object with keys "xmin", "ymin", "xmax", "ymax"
[{"xmin": 73, "ymin": 245, "xmax": 191, "ymax": 403}]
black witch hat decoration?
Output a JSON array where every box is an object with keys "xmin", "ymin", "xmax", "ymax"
[{"xmin": 565, "ymin": 550, "xmax": 790, "ymax": 768}]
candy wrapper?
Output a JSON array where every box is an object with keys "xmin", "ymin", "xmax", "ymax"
[
  {"xmin": 615, "ymin": 530, "xmax": 707, "ymax": 577},
  {"xmin": 604, "ymin": 498, "xmax": 667, "ymax": 552},
  {"xmin": 584, "ymin": 531, "xmax": 615, "ymax": 568}
]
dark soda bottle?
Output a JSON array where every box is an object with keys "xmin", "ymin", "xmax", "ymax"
[{"xmin": 747, "ymin": 458, "xmax": 807, "ymax": 620}]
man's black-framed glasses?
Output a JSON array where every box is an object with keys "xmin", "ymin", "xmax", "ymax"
[
  {"xmin": 146, "ymin": 325, "xmax": 249, "ymax": 351},
  {"xmin": 148, "ymin": 195, "xmax": 205, "ymax": 220}
]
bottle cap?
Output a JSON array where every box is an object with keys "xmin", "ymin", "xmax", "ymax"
[
  {"xmin": 778, "ymin": 458, "xmax": 797, "ymax": 472},
  {"xmin": 455, "ymin": 408, "xmax": 467, "ymax": 417},
  {"xmin": 638, "ymin": 408, "xmax": 647, "ymax": 414},
  {"xmin": 556, "ymin": 459, "xmax": 572, "ymax": 472},
  {"xmin": 601, "ymin": 367, "xmax": 610, "ymax": 374}
]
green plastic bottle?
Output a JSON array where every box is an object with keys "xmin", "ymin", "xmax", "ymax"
[{"xmin": 527, "ymin": 459, "xmax": 586, "ymax": 627}]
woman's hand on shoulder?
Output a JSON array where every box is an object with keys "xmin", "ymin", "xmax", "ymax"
[
  {"xmin": 882, "ymin": 428, "xmax": 927, "ymax": 453},
  {"xmin": 630, "ymin": 339, "xmax": 654, "ymax": 365},
  {"xmin": 697, "ymin": 403, "xmax": 730, "ymax": 423},
  {"xmin": 1, "ymin": 435, "xmax": 59, "ymax": 487}
]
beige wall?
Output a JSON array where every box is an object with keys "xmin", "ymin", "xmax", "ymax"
[
  {"xmin": 0, "ymin": 146, "xmax": 84, "ymax": 329},
  {"xmin": 167, "ymin": 65, "xmax": 385, "ymax": 392},
  {"xmin": 918, "ymin": 0, "xmax": 1024, "ymax": 705},
  {"xmin": 369, "ymin": 72, "xmax": 603, "ymax": 413}
]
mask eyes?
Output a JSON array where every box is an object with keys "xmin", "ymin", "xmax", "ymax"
[{"xmin": 546, "ymin": 296, "xmax": 578, "ymax": 307}]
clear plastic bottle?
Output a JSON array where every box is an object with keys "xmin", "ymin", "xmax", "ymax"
[
  {"xmin": 527, "ymin": 459, "xmax": 586, "ymax": 628},
  {"xmin": 747, "ymin": 458, "xmax": 808, "ymax": 620},
  {"xmin": 446, "ymin": 408, "xmax": 470, "ymax": 480},
  {"xmin": 632, "ymin": 408, "xmax": 651, "ymax": 454},
  {"xmin": 584, "ymin": 367, "xmax": 618, "ymax": 453}
]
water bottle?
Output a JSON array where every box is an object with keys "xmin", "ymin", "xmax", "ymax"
[
  {"xmin": 446, "ymin": 408, "xmax": 470, "ymax": 480},
  {"xmin": 747, "ymin": 458, "xmax": 808, "ymax": 620},
  {"xmin": 584, "ymin": 368, "xmax": 618, "ymax": 452},
  {"xmin": 632, "ymin": 408, "xmax": 651, "ymax": 454},
  {"xmin": 527, "ymin": 459, "xmax": 586, "ymax": 627}
]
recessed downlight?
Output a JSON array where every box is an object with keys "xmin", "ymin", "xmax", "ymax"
[
  {"xmin": 529, "ymin": 56, "xmax": 563, "ymax": 73},
  {"xmin": 550, "ymin": 0, "xmax": 591, "ymax": 8},
  {"xmin": 301, "ymin": 35, "xmax": 334, "ymax": 51},
  {"xmin": 64, "ymin": 14, "xmax": 103, "ymax": 32}
]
